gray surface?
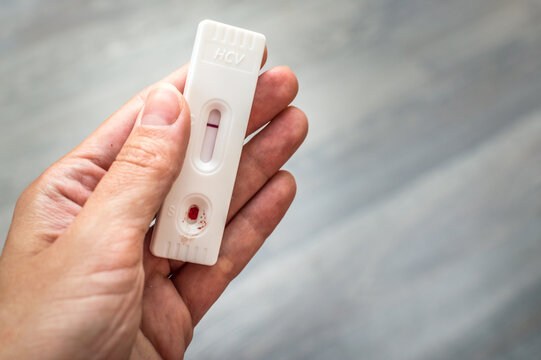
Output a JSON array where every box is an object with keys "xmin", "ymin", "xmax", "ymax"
[{"xmin": 2, "ymin": 0, "xmax": 541, "ymax": 359}]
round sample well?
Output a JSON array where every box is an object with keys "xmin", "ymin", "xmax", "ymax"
[{"xmin": 178, "ymin": 195, "xmax": 210, "ymax": 237}]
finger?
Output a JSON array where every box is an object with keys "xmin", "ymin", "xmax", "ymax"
[
  {"xmin": 228, "ymin": 106, "xmax": 307, "ymax": 221},
  {"xmin": 246, "ymin": 66, "xmax": 298, "ymax": 136},
  {"xmin": 58, "ymin": 83, "xmax": 190, "ymax": 259},
  {"xmin": 141, "ymin": 275, "xmax": 192, "ymax": 360},
  {"xmin": 172, "ymin": 171, "xmax": 296, "ymax": 325}
]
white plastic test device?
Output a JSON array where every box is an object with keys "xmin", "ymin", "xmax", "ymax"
[{"xmin": 150, "ymin": 20, "xmax": 266, "ymax": 265}]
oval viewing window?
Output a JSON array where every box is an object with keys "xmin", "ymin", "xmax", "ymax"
[{"xmin": 200, "ymin": 109, "xmax": 221, "ymax": 163}]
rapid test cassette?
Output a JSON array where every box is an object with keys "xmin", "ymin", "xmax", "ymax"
[{"xmin": 150, "ymin": 20, "xmax": 266, "ymax": 265}]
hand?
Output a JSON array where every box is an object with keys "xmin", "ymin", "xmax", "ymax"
[{"xmin": 0, "ymin": 52, "xmax": 307, "ymax": 359}]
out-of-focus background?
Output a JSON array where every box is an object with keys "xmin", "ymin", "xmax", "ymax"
[{"xmin": 2, "ymin": 0, "xmax": 541, "ymax": 358}]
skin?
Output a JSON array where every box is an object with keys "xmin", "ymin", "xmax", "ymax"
[{"xmin": 0, "ymin": 48, "xmax": 308, "ymax": 360}]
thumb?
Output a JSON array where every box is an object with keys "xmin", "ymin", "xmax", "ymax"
[{"xmin": 59, "ymin": 82, "xmax": 190, "ymax": 258}]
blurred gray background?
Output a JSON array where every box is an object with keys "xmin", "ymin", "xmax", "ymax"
[{"xmin": 2, "ymin": 0, "xmax": 541, "ymax": 359}]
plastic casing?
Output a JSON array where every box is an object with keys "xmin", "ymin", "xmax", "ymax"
[{"xmin": 150, "ymin": 20, "xmax": 266, "ymax": 265}]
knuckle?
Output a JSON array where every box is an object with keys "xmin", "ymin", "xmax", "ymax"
[
  {"xmin": 114, "ymin": 133, "xmax": 177, "ymax": 177},
  {"xmin": 216, "ymin": 255, "xmax": 237, "ymax": 282},
  {"xmin": 28, "ymin": 163, "xmax": 63, "ymax": 197}
]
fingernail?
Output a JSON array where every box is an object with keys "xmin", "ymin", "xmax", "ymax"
[{"xmin": 141, "ymin": 86, "xmax": 182, "ymax": 126}]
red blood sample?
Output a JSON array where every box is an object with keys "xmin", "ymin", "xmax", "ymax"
[{"xmin": 188, "ymin": 205, "xmax": 199, "ymax": 220}]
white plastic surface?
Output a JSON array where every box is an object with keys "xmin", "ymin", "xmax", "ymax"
[{"xmin": 150, "ymin": 20, "xmax": 266, "ymax": 265}]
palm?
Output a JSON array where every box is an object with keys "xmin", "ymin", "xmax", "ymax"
[{"xmin": 5, "ymin": 63, "xmax": 306, "ymax": 359}]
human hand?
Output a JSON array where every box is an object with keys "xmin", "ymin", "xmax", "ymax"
[{"xmin": 0, "ymin": 51, "xmax": 307, "ymax": 359}]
